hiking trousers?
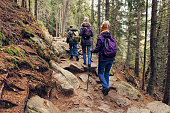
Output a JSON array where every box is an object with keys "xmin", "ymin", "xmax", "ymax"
[
  {"xmin": 98, "ymin": 60, "xmax": 113, "ymax": 93},
  {"xmin": 69, "ymin": 43, "xmax": 79, "ymax": 57},
  {"xmin": 82, "ymin": 45, "xmax": 91, "ymax": 65}
]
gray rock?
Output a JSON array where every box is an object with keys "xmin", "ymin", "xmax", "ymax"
[
  {"xmin": 79, "ymin": 74, "xmax": 88, "ymax": 82},
  {"xmin": 31, "ymin": 37, "xmax": 46, "ymax": 50},
  {"xmin": 98, "ymin": 103, "xmax": 112, "ymax": 113},
  {"xmin": 147, "ymin": 101, "xmax": 170, "ymax": 113},
  {"xmin": 67, "ymin": 108, "xmax": 92, "ymax": 113},
  {"xmin": 51, "ymin": 61, "xmax": 80, "ymax": 89},
  {"xmin": 115, "ymin": 97, "xmax": 131, "ymax": 107},
  {"xmin": 110, "ymin": 109, "xmax": 124, "ymax": 113},
  {"xmin": 25, "ymin": 95, "xmax": 62, "ymax": 113},
  {"xmin": 73, "ymin": 100, "xmax": 80, "ymax": 105},
  {"xmin": 52, "ymin": 41, "xmax": 69, "ymax": 58},
  {"xmin": 109, "ymin": 76, "xmax": 118, "ymax": 82},
  {"xmin": 127, "ymin": 107, "xmax": 150, "ymax": 113},
  {"xmin": 117, "ymin": 81, "xmax": 143, "ymax": 101},
  {"xmin": 70, "ymin": 63, "xmax": 84, "ymax": 73}
]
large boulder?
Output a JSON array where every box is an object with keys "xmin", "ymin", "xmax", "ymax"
[
  {"xmin": 25, "ymin": 95, "xmax": 62, "ymax": 113},
  {"xmin": 66, "ymin": 108, "xmax": 92, "ymax": 113},
  {"xmin": 31, "ymin": 37, "xmax": 46, "ymax": 50},
  {"xmin": 127, "ymin": 107, "xmax": 150, "ymax": 113},
  {"xmin": 116, "ymin": 81, "xmax": 143, "ymax": 101},
  {"xmin": 52, "ymin": 40, "xmax": 69, "ymax": 58},
  {"xmin": 147, "ymin": 101, "xmax": 170, "ymax": 113},
  {"xmin": 53, "ymin": 72, "xmax": 74, "ymax": 96},
  {"xmin": 50, "ymin": 61, "xmax": 80, "ymax": 89}
]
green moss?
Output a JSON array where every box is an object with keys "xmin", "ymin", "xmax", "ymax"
[
  {"xmin": 20, "ymin": 49, "xmax": 25, "ymax": 54},
  {"xmin": 4, "ymin": 46, "xmax": 21, "ymax": 56},
  {"xmin": 0, "ymin": 32, "xmax": 6, "ymax": 47},
  {"xmin": 21, "ymin": 28, "xmax": 34, "ymax": 38}
]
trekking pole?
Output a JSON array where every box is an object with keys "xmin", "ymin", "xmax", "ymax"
[{"xmin": 87, "ymin": 51, "xmax": 92, "ymax": 91}]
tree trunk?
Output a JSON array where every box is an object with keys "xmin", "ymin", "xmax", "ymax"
[
  {"xmin": 14, "ymin": 0, "xmax": 17, "ymax": 3},
  {"xmin": 78, "ymin": 0, "xmax": 81, "ymax": 27},
  {"xmin": 163, "ymin": 0, "xmax": 170, "ymax": 105},
  {"xmin": 59, "ymin": 9, "xmax": 62, "ymax": 36},
  {"xmin": 135, "ymin": 2, "xmax": 141, "ymax": 77},
  {"xmin": 28, "ymin": 0, "xmax": 31, "ymax": 12},
  {"xmin": 56, "ymin": 0, "xmax": 58, "ymax": 37},
  {"xmin": 147, "ymin": 0, "xmax": 158, "ymax": 96},
  {"xmin": 21, "ymin": 0, "xmax": 25, "ymax": 7},
  {"xmin": 91, "ymin": 0, "xmax": 94, "ymax": 25},
  {"xmin": 142, "ymin": 0, "xmax": 148, "ymax": 90},
  {"xmin": 61, "ymin": 0, "xmax": 69, "ymax": 37},
  {"xmin": 98, "ymin": 0, "xmax": 101, "ymax": 34},
  {"xmin": 105, "ymin": 0, "xmax": 109, "ymax": 20},
  {"xmin": 34, "ymin": 0, "xmax": 38, "ymax": 20}
]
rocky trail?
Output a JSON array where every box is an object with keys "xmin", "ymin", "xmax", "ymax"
[{"xmin": 0, "ymin": 0, "xmax": 170, "ymax": 113}]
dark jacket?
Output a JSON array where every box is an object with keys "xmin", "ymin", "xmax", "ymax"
[
  {"xmin": 79, "ymin": 22, "xmax": 94, "ymax": 46},
  {"xmin": 91, "ymin": 31, "xmax": 116, "ymax": 61},
  {"xmin": 66, "ymin": 28, "xmax": 79, "ymax": 44}
]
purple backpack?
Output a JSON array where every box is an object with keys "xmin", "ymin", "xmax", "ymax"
[
  {"xmin": 83, "ymin": 27, "xmax": 92, "ymax": 38},
  {"xmin": 102, "ymin": 37, "xmax": 117, "ymax": 58}
]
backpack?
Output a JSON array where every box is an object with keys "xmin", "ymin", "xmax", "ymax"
[
  {"xmin": 83, "ymin": 27, "xmax": 92, "ymax": 38},
  {"xmin": 71, "ymin": 30, "xmax": 79, "ymax": 42},
  {"xmin": 102, "ymin": 36, "xmax": 117, "ymax": 58}
]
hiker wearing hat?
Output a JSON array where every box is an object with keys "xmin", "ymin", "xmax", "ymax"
[
  {"xmin": 79, "ymin": 17, "xmax": 94, "ymax": 67},
  {"xmin": 91, "ymin": 21, "xmax": 117, "ymax": 96},
  {"xmin": 66, "ymin": 25, "xmax": 80, "ymax": 61}
]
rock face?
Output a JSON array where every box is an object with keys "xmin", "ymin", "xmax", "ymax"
[
  {"xmin": 127, "ymin": 107, "xmax": 150, "ymax": 113},
  {"xmin": 117, "ymin": 81, "xmax": 143, "ymax": 101},
  {"xmin": 25, "ymin": 95, "xmax": 62, "ymax": 113},
  {"xmin": 66, "ymin": 108, "xmax": 92, "ymax": 113},
  {"xmin": 147, "ymin": 101, "xmax": 170, "ymax": 113},
  {"xmin": 51, "ymin": 61, "xmax": 80, "ymax": 89},
  {"xmin": 52, "ymin": 40, "xmax": 69, "ymax": 58}
]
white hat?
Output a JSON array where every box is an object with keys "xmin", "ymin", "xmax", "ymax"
[
  {"xmin": 102, "ymin": 20, "xmax": 109, "ymax": 25},
  {"xmin": 84, "ymin": 17, "xmax": 89, "ymax": 22}
]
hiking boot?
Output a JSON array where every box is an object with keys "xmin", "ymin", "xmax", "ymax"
[
  {"xmin": 76, "ymin": 56, "xmax": 79, "ymax": 61},
  {"xmin": 103, "ymin": 88, "xmax": 110, "ymax": 96},
  {"xmin": 83, "ymin": 63, "xmax": 86, "ymax": 65},
  {"xmin": 88, "ymin": 64, "xmax": 91, "ymax": 67},
  {"xmin": 69, "ymin": 55, "xmax": 73, "ymax": 60}
]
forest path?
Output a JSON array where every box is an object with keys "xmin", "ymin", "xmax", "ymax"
[{"xmin": 50, "ymin": 53, "xmax": 153, "ymax": 113}]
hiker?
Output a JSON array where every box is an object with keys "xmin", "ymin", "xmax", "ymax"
[
  {"xmin": 79, "ymin": 17, "xmax": 94, "ymax": 67},
  {"xmin": 91, "ymin": 21, "xmax": 117, "ymax": 96},
  {"xmin": 66, "ymin": 25, "xmax": 80, "ymax": 61}
]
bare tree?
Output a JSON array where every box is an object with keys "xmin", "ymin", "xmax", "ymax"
[
  {"xmin": 135, "ymin": 0, "xmax": 141, "ymax": 77},
  {"xmin": 105, "ymin": 0, "xmax": 109, "ymax": 20},
  {"xmin": 34, "ymin": 0, "xmax": 38, "ymax": 20},
  {"xmin": 163, "ymin": 0, "xmax": 170, "ymax": 105},
  {"xmin": 98, "ymin": 0, "xmax": 101, "ymax": 34},
  {"xmin": 147, "ymin": 0, "xmax": 158, "ymax": 96},
  {"xmin": 142, "ymin": 0, "xmax": 148, "ymax": 90},
  {"xmin": 61, "ymin": 0, "xmax": 69, "ymax": 37}
]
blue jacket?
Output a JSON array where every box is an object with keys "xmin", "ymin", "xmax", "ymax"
[
  {"xmin": 79, "ymin": 22, "xmax": 94, "ymax": 46},
  {"xmin": 92, "ymin": 31, "xmax": 116, "ymax": 61}
]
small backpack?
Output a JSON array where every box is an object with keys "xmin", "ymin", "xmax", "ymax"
[
  {"xmin": 72, "ymin": 30, "xmax": 79, "ymax": 42},
  {"xmin": 102, "ymin": 36, "xmax": 117, "ymax": 58},
  {"xmin": 83, "ymin": 27, "xmax": 92, "ymax": 38}
]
